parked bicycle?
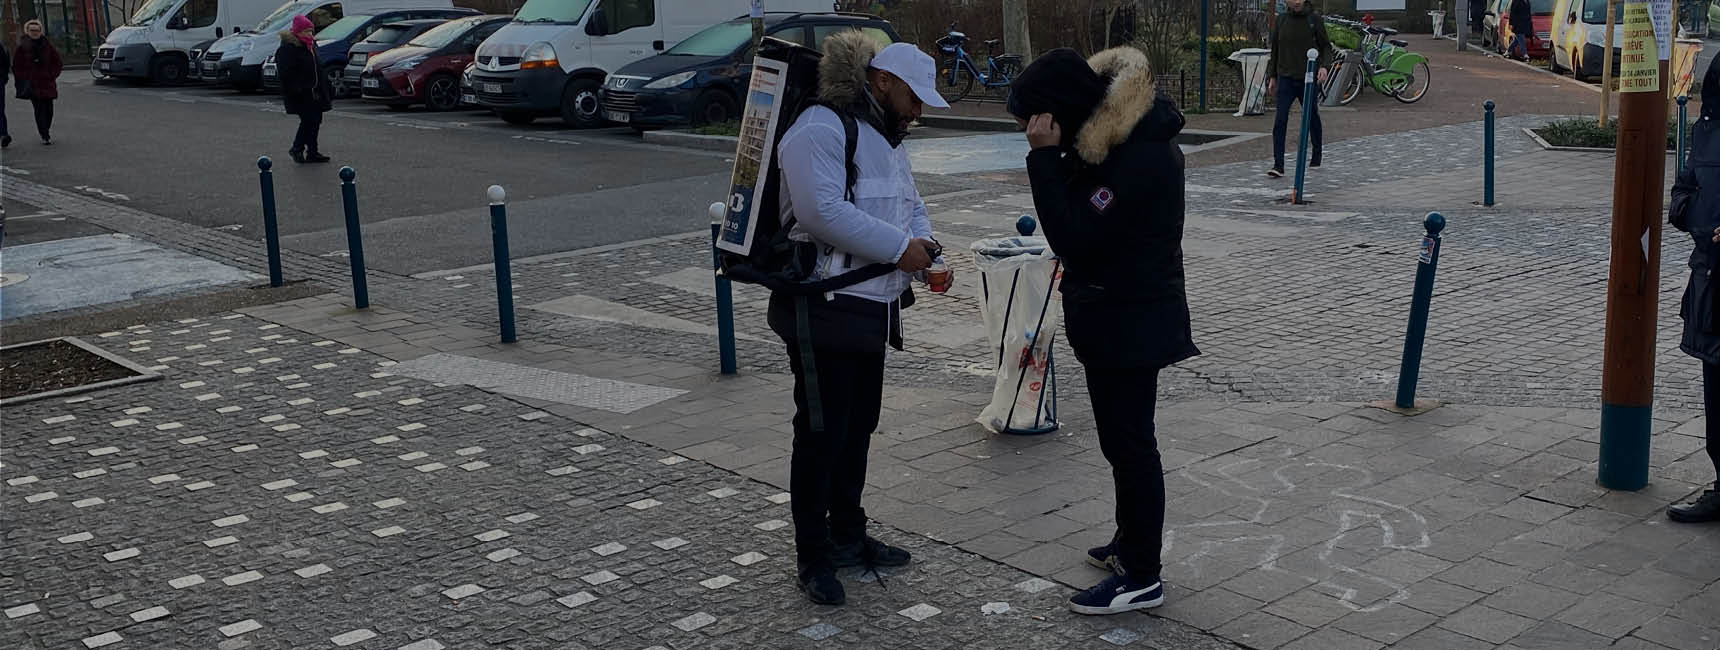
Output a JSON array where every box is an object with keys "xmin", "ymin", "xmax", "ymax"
[
  {"xmin": 1321, "ymin": 17, "xmax": 1432, "ymax": 105},
  {"xmin": 934, "ymin": 24, "xmax": 1022, "ymax": 103}
]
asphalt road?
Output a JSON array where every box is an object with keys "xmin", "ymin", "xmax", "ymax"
[{"xmin": 1, "ymin": 74, "xmax": 733, "ymax": 276}]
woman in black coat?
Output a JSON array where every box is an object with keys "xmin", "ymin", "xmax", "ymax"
[
  {"xmin": 275, "ymin": 15, "xmax": 333, "ymax": 163},
  {"xmin": 1665, "ymin": 56, "xmax": 1720, "ymax": 524},
  {"xmin": 12, "ymin": 19, "xmax": 62, "ymax": 145},
  {"xmin": 1008, "ymin": 47, "xmax": 1199, "ymax": 615}
]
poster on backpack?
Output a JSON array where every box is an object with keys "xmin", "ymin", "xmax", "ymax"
[{"xmin": 716, "ymin": 56, "xmax": 789, "ymax": 256}]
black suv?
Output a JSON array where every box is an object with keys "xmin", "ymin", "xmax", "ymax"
[{"xmin": 599, "ymin": 12, "xmax": 899, "ymax": 130}]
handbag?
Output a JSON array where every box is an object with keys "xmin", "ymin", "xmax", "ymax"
[{"xmin": 15, "ymin": 78, "xmax": 32, "ymax": 100}]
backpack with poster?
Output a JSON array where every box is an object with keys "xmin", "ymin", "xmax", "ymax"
[{"xmin": 712, "ymin": 36, "xmax": 895, "ymax": 295}]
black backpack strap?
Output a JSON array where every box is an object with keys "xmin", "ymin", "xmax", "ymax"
[{"xmin": 837, "ymin": 108, "xmax": 859, "ymax": 202}]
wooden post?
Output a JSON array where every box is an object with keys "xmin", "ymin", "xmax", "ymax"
[{"xmin": 1598, "ymin": 0, "xmax": 1669, "ymax": 491}]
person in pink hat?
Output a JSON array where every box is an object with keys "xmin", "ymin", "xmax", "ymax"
[{"xmin": 274, "ymin": 14, "xmax": 333, "ymax": 163}]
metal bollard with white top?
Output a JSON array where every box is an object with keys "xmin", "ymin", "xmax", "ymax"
[
  {"xmin": 488, "ymin": 185, "xmax": 516, "ymax": 343},
  {"xmin": 1293, "ymin": 48, "xmax": 1318, "ymax": 205},
  {"xmin": 710, "ymin": 202, "xmax": 738, "ymax": 375}
]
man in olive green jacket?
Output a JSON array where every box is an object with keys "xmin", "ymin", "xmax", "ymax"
[{"xmin": 1265, "ymin": 0, "xmax": 1333, "ymax": 177}]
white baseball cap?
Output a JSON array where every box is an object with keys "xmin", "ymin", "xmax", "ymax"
[{"xmin": 869, "ymin": 42, "xmax": 950, "ymax": 109}]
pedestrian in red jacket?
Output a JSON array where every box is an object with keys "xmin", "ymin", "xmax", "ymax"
[{"xmin": 12, "ymin": 19, "xmax": 63, "ymax": 145}]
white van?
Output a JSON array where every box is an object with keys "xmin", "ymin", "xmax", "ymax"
[
  {"xmin": 201, "ymin": 0, "xmax": 455, "ymax": 91},
  {"xmin": 95, "ymin": 0, "xmax": 279, "ymax": 83},
  {"xmin": 1550, "ymin": 0, "xmax": 1624, "ymax": 81},
  {"xmin": 471, "ymin": 0, "xmax": 831, "ymax": 127}
]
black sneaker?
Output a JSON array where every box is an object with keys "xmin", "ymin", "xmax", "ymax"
[
  {"xmin": 2, "ymin": 135, "xmax": 11, "ymax": 148},
  {"xmin": 830, "ymin": 535, "xmax": 911, "ymax": 568},
  {"xmin": 797, "ymin": 563, "xmax": 845, "ymax": 606},
  {"xmin": 1266, "ymin": 167, "xmax": 1284, "ymax": 178},
  {"xmin": 1309, "ymin": 158, "xmax": 1322, "ymax": 169},
  {"xmin": 1085, "ymin": 541, "xmax": 1120, "ymax": 573},
  {"xmin": 289, "ymin": 149, "xmax": 306, "ymax": 164},
  {"xmin": 1068, "ymin": 573, "xmax": 1165, "ymax": 615},
  {"xmin": 1668, "ymin": 489, "xmax": 1720, "ymax": 523},
  {"xmin": 305, "ymin": 152, "xmax": 331, "ymax": 164}
]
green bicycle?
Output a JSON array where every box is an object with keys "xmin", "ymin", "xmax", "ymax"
[{"xmin": 1322, "ymin": 17, "xmax": 1432, "ymax": 105}]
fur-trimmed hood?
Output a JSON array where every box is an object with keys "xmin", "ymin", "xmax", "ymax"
[
  {"xmin": 816, "ymin": 29, "xmax": 880, "ymax": 108},
  {"xmin": 280, "ymin": 28, "xmax": 306, "ymax": 44},
  {"xmin": 1075, "ymin": 47, "xmax": 1182, "ymax": 165}
]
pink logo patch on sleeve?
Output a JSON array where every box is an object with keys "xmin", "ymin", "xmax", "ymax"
[{"xmin": 1089, "ymin": 187, "xmax": 1115, "ymax": 213}]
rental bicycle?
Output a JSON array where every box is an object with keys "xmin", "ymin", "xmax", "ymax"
[
  {"xmin": 934, "ymin": 24, "xmax": 1022, "ymax": 104},
  {"xmin": 1321, "ymin": 17, "xmax": 1432, "ymax": 105}
]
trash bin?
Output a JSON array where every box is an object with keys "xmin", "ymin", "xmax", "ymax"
[
  {"xmin": 1229, "ymin": 48, "xmax": 1272, "ymax": 117},
  {"xmin": 1430, "ymin": 10, "xmax": 1446, "ymax": 38},
  {"xmin": 971, "ymin": 229, "xmax": 1061, "ymax": 435}
]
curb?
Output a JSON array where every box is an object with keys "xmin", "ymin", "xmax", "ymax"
[
  {"xmin": 919, "ymin": 113, "xmax": 1019, "ymax": 132},
  {"xmin": 1523, "ymin": 126, "xmax": 1675, "ymax": 154},
  {"xmin": 640, "ymin": 130, "xmax": 737, "ymax": 153}
]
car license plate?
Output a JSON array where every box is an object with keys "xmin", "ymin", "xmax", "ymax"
[
  {"xmin": 363, "ymin": 78, "xmax": 379, "ymax": 88},
  {"xmin": 204, "ymin": 62, "xmax": 216, "ymax": 73},
  {"xmin": 604, "ymin": 110, "xmax": 629, "ymax": 123},
  {"xmin": 99, "ymin": 62, "xmax": 111, "ymax": 71},
  {"xmin": 461, "ymin": 92, "xmax": 475, "ymax": 104},
  {"xmin": 483, "ymin": 83, "xmax": 501, "ymax": 94}
]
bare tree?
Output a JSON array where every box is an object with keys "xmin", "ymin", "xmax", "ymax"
[{"xmin": 1001, "ymin": 0, "xmax": 1031, "ymax": 56}]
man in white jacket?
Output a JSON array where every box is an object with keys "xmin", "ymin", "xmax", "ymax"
[{"xmin": 765, "ymin": 34, "xmax": 948, "ymax": 606}]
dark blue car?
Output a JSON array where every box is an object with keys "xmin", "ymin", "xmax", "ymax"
[
  {"xmin": 600, "ymin": 12, "xmax": 899, "ymax": 130},
  {"xmin": 262, "ymin": 7, "xmax": 478, "ymax": 96}
]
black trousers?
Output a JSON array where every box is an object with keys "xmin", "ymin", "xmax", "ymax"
[
  {"xmin": 31, "ymin": 98, "xmax": 51, "ymax": 140},
  {"xmin": 292, "ymin": 111, "xmax": 323, "ymax": 154},
  {"xmin": 1700, "ymin": 363, "xmax": 1720, "ymax": 487},
  {"xmin": 786, "ymin": 341, "xmax": 885, "ymax": 565},
  {"xmin": 1085, "ymin": 365, "xmax": 1166, "ymax": 580},
  {"xmin": 1, "ymin": 94, "xmax": 9, "ymax": 138},
  {"xmin": 1272, "ymin": 76, "xmax": 1322, "ymax": 170}
]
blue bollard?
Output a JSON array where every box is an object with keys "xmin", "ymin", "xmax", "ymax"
[
  {"xmin": 1293, "ymin": 48, "xmax": 1318, "ymax": 205},
  {"xmin": 257, "ymin": 156, "xmax": 283, "ymax": 287},
  {"xmin": 1678, "ymin": 95, "xmax": 1689, "ymax": 178},
  {"xmin": 709, "ymin": 202, "xmax": 737, "ymax": 375},
  {"xmin": 1484, "ymin": 100, "xmax": 1496, "ymax": 207},
  {"xmin": 1017, "ymin": 214, "xmax": 1037, "ymax": 236},
  {"xmin": 339, "ymin": 167, "xmax": 370, "ymax": 309},
  {"xmin": 1395, "ymin": 212, "xmax": 1446, "ymax": 409},
  {"xmin": 489, "ymin": 185, "xmax": 517, "ymax": 343}
]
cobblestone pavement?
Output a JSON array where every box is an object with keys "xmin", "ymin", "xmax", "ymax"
[
  {"xmin": 0, "ymin": 314, "xmax": 1242, "ymax": 650},
  {"xmin": 7, "ymin": 110, "xmax": 1720, "ymax": 650}
]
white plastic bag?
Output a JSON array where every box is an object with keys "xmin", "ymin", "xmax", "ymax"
[{"xmin": 971, "ymin": 236, "xmax": 1062, "ymax": 434}]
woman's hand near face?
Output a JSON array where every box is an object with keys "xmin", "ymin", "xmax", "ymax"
[{"xmin": 1026, "ymin": 113, "xmax": 1061, "ymax": 149}]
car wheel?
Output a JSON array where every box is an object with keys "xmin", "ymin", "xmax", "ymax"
[
  {"xmin": 150, "ymin": 56, "xmax": 187, "ymax": 85},
  {"xmin": 560, "ymin": 78, "xmax": 603, "ymax": 128},
  {"xmin": 500, "ymin": 111, "xmax": 536, "ymax": 125},
  {"xmin": 691, "ymin": 90, "xmax": 737, "ymax": 126},
  {"xmin": 424, "ymin": 74, "xmax": 460, "ymax": 112},
  {"xmin": 325, "ymin": 64, "xmax": 347, "ymax": 98}
]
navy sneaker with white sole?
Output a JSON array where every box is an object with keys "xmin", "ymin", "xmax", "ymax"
[
  {"xmin": 1068, "ymin": 574, "xmax": 1165, "ymax": 615},
  {"xmin": 1084, "ymin": 541, "xmax": 1119, "ymax": 573}
]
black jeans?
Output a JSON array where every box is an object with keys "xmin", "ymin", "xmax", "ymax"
[
  {"xmin": 31, "ymin": 98, "xmax": 52, "ymax": 140},
  {"xmin": 1272, "ymin": 75, "xmax": 1322, "ymax": 170},
  {"xmin": 786, "ymin": 342, "xmax": 885, "ymax": 565},
  {"xmin": 1085, "ymin": 365, "xmax": 1166, "ymax": 580},
  {"xmin": 292, "ymin": 111, "xmax": 323, "ymax": 154},
  {"xmin": 1701, "ymin": 363, "xmax": 1720, "ymax": 487}
]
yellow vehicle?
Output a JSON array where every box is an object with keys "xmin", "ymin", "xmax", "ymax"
[{"xmin": 1549, "ymin": 0, "xmax": 1624, "ymax": 82}]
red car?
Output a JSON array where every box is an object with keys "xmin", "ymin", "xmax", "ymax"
[
  {"xmin": 360, "ymin": 14, "xmax": 509, "ymax": 111},
  {"xmin": 1487, "ymin": 0, "xmax": 1555, "ymax": 59}
]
